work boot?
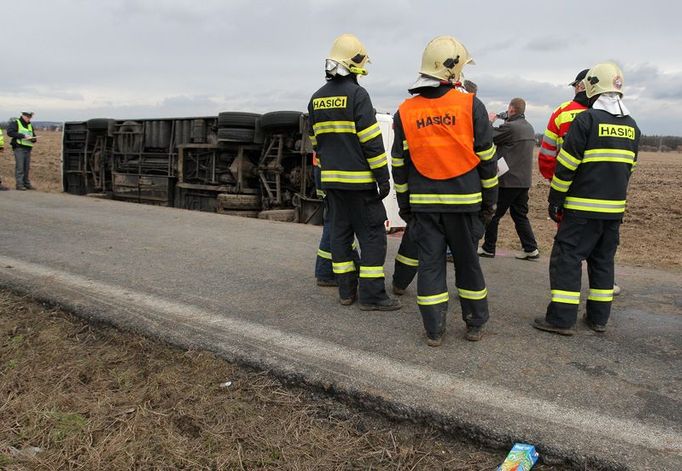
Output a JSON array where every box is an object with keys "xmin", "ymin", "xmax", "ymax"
[
  {"xmin": 532, "ymin": 317, "xmax": 575, "ymax": 336},
  {"xmin": 426, "ymin": 332, "xmax": 443, "ymax": 347},
  {"xmin": 465, "ymin": 325, "xmax": 484, "ymax": 342},
  {"xmin": 477, "ymin": 247, "xmax": 495, "ymax": 258},
  {"xmin": 15, "ymin": 186, "xmax": 26, "ymax": 191},
  {"xmin": 24, "ymin": 184, "xmax": 36, "ymax": 190},
  {"xmin": 339, "ymin": 294, "xmax": 357, "ymax": 306},
  {"xmin": 316, "ymin": 278, "xmax": 338, "ymax": 287},
  {"xmin": 359, "ymin": 297, "xmax": 402, "ymax": 311},
  {"xmin": 515, "ymin": 249, "xmax": 540, "ymax": 260},
  {"xmin": 392, "ymin": 284, "xmax": 406, "ymax": 296},
  {"xmin": 583, "ymin": 316, "xmax": 607, "ymax": 333}
]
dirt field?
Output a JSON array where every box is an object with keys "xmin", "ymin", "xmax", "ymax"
[
  {"xmin": 1, "ymin": 130, "xmax": 680, "ymax": 270},
  {"xmin": 0, "ymin": 290, "xmax": 561, "ymax": 470}
]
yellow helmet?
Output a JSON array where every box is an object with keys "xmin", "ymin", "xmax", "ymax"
[
  {"xmin": 584, "ymin": 62, "xmax": 625, "ymax": 98},
  {"xmin": 419, "ymin": 36, "xmax": 473, "ymax": 82},
  {"xmin": 327, "ymin": 34, "xmax": 370, "ymax": 76}
]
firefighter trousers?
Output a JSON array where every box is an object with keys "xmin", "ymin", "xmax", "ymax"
[
  {"xmin": 326, "ymin": 189, "xmax": 389, "ymax": 304},
  {"xmin": 413, "ymin": 212, "xmax": 489, "ymax": 337},
  {"xmin": 546, "ymin": 214, "xmax": 620, "ymax": 328},
  {"xmin": 392, "ymin": 220, "xmax": 418, "ymax": 291},
  {"xmin": 315, "ymin": 198, "xmax": 360, "ymax": 281}
]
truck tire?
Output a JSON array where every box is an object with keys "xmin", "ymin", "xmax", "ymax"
[
  {"xmin": 217, "ymin": 209, "xmax": 260, "ymax": 218},
  {"xmin": 259, "ymin": 111, "xmax": 302, "ymax": 131},
  {"xmin": 87, "ymin": 118, "xmax": 113, "ymax": 131},
  {"xmin": 217, "ymin": 127, "xmax": 255, "ymax": 143},
  {"xmin": 217, "ymin": 193, "xmax": 261, "ymax": 210},
  {"xmin": 218, "ymin": 112, "xmax": 261, "ymax": 128}
]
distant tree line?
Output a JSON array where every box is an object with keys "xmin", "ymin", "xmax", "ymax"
[{"xmin": 534, "ymin": 133, "xmax": 682, "ymax": 152}]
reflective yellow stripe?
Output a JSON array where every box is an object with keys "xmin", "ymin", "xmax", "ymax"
[
  {"xmin": 555, "ymin": 109, "xmax": 580, "ymax": 127},
  {"xmin": 564, "ymin": 197, "xmax": 626, "ymax": 214},
  {"xmin": 333, "ymin": 261, "xmax": 356, "ymax": 274},
  {"xmin": 313, "ymin": 120, "xmax": 356, "ymax": 135},
  {"xmin": 476, "ymin": 145, "xmax": 496, "ymax": 161},
  {"xmin": 317, "ymin": 249, "xmax": 332, "ymax": 260},
  {"xmin": 410, "ymin": 193, "xmax": 482, "ymax": 205},
  {"xmin": 557, "ymin": 148, "xmax": 581, "ymax": 171},
  {"xmin": 588, "ymin": 288, "xmax": 614, "ymax": 302},
  {"xmin": 367, "ymin": 152, "xmax": 388, "ymax": 170},
  {"xmin": 395, "ymin": 183, "xmax": 408, "ymax": 193},
  {"xmin": 417, "ymin": 291, "xmax": 449, "ymax": 306},
  {"xmin": 357, "ymin": 122, "xmax": 381, "ymax": 143},
  {"xmin": 551, "ymin": 289, "xmax": 580, "ymax": 305},
  {"xmin": 550, "ymin": 175, "xmax": 572, "ymax": 193},
  {"xmin": 396, "ymin": 254, "xmax": 418, "ymax": 267},
  {"xmin": 402, "ymin": 140, "xmax": 409, "ymax": 151},
  {"xmin": 457, "ymin": 287, "xmax": 487, "ymax": 300},
  {"xmin": 582, "ymin": 148, "xmax": 635, "ymax": 165},
  {"xmin": 543, "ymin": 129, "xmax": 559, "ymax": 145},
  {"xmin": 391, "ymin": 157, "xmax": 404, "ymax": 168},
  {"xmin": 321, "ymin": 170, "xmax": 375, "ymax": 184},
  {"xmin": 359, "ymin": 265, "xmax": 384, "ymax": 279},
  {"xmin": 631, "ymin": 161, "xmax": 638, "ymax": 173},
  {"xmin": 309, "ymin": 134, "xmax": 317, "ymax": 146},
  {"xmin": 481, "ymin": 176, "xmax": 498, "ymax": 189}
]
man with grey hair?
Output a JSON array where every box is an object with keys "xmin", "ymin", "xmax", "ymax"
[{"xmin": 479, "ymin": 98, "xmax": 539, "ymax": 259}]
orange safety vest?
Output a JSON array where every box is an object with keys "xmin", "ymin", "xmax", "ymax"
[{"xmin": 399, "ymin": 89, "xmax": 478, "ymax": 180}]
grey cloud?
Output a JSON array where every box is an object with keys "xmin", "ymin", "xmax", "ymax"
[{"xmin": 525, "ymin": 36, "xmax": 568, "ymax": 52}]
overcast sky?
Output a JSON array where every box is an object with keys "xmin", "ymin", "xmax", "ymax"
[{"xmin": 3, "ymin": 0, "xmax": 681, "ymax": 135}]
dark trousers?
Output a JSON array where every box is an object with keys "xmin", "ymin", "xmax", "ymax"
[
  {"xmin": 326, "ymin": 189, "xmax": 389, "ymax": 304},
  {"xmin": 14, "ymin": 146, "xmax": 32, "ymax": 188},
  {"xmin": 546, "ymin": 214, "xmax": 620, "ymax": 328},
  {"xmin": 482, "ymin": 187, "xmax": 537, "ymax": 253},
  {"xmin": 413, "ymin": 212, "xmax": 489, "ymax": 336},
  {"xmin": 315, "ymin": 198, "xmax": 359, "ymax": 281},
  {"xmin": 392, "ymin": 220, "xmax": 419, "ymax": 291}
]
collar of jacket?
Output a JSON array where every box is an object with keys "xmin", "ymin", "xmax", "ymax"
[
  {"xmin": 506, "ymin": 113, "xmax": 525, "ymax": 122},
  {"xmin": 573, "ymin": 91, "xmax": 589, "ymax": 107},
  {"xmin": 409, "ymin": 83, "xmax": 454, "ymax": 98}
]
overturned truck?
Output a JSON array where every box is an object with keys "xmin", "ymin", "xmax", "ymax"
[
  {"xmin": 62, "ymin": 111, "xmax": 404, "ymax": 228},
  {"xmin": 62, "ymin": 111, "xmax": 323, "ymax": 224}
]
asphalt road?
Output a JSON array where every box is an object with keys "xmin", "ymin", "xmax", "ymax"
[{"xmin": 1, "ymin": 192, "xmax": 680, "ymax": 470}]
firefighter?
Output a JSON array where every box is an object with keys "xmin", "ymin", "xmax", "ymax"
[
  {"xmin": 533, "ymin": 62, "xmax": 640, "ymax": 336},
  {"xmin": 538, "ymin": 69, "xmax": 589, "ymax": 181},
  {"xmin": 307, "ymin": 34, "xmax": 401, "ymax": 311},
  {"xmin": 539, "ymin": 69, "xmax": 622, "ymax": 296},
  {"xmin": 392, "ymin": 36, "xmax": 497, "ymax": 344}
]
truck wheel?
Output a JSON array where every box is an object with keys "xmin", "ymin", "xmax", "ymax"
[
  {"xmin": 218, "ymin": 112, "xmax": 261, "ymax": 128},
  {"xmin": 259, "ymin": 111, "xmax": 302, "ymax": 131},
  {"xmin": 87, "ymin": 118, "xmax": 113, "ymax": 131},
  {"xmin": 217, "ymin": 127, "xmax": 255, "ymax": 143},
  {"xmin": 217, "ymin": 193, "xmax": 262, "ymax": 210}
]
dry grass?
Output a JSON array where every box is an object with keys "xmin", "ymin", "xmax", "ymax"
[
  {"xmin": 1, "ymin": 290, "xmax": 558, "ymax": 470},
  {"xmin": 2, "ymin": 131, "xmax": 680, "ymax": 270}
]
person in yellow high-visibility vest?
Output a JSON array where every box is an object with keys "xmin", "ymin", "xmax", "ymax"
[
  {"xmin": 6, "ymin": 112, "xmax": 38, "ymax": 190},
  {"xmin": 0, "ymin": 125, "xmax": 7, "ymax": 190}
]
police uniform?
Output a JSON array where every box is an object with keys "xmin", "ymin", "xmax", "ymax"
[
  {"xmin": 546, "ymin": 108, "xmax": 640, "ymax": 328},
  {"xmin": 307, "ymin": 74, "xmax": 392, "ymax": 305},
  {"xmin": 6, "ymin": 115, "xmax": 36, "ymax": 190},
  {"xmin": 392, "ymin": 84, "xmax": 497, "ymax": 340}
]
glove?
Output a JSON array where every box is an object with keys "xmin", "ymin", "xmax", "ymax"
[
  {"xmin": 479, "ymin": 204, "xmax": 496, "ymax": 227},
  {"xmin": 548, "ymin": 203, "xmax": 564, "ymax": 223},
  {"xmin": 378, "ymin": 181, "xmax": 390, "ymax": 200},
  {"xmin": 398, "ymin": 208, "xmax": 412, "ymax": 224}
]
